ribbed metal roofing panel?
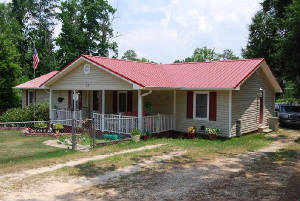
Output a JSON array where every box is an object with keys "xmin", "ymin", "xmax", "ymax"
[{"xmin": 15, "ymin": 71, "xmax": 59, "ymax": 88}]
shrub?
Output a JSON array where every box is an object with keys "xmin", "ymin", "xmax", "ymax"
[
  {"xmin": 0, "ymin": 103, "xmax": 49, "ymax": 122},
  {"xmin": 131, "ymin": 128, "xmax": 141, "ymax": 136},
  {"xmin": 53, "ymin": 123, "xmax": 63, "ymax": 130}
]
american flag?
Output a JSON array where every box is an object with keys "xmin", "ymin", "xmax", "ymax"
[{"xmin": 33, "ymin": 45, "xmax": 40, "ymax": 69}]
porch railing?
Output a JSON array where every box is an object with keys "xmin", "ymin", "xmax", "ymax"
[
  {"xmin": 92, "ymin": 113, "xmax": 174, "ymax": 135},
  {"xmin": 51, "ymin": 109, "xmax": 82, "ymax": 126}
]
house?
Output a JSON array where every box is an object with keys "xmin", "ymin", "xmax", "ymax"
[{"xmin": 14, "ymin": 55, "xmax": 282, "ymax": 137}]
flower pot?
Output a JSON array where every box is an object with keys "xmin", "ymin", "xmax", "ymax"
[
  {"xmin": 141, "ymin": 135, "xmax": 148, "ymax": 141},
  {"xmin": 132, "ymin": 135, "xmax": 141, "ymax": 142},
  {"xmin": 188, "ymin": 132, "xmax": 195, "ymax": 139},
  {"xmin": 208, "ymin": 133, "xmax": 216, "ymax": 140}
]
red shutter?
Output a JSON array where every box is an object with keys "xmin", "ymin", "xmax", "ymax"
[
  {"xmin": 25, "ymin": 90, "xmax": 28, "ymax": 106},
  {"xmin": 113, "ymin": 91, "xmax": 117, "ymax": 113},
  {"xmin": 68, "ymin": 90, "xmax": 72, "ymax": 109},
  {"xmin": 34, "ymin": 90, "xmax": 36, "ymax": 103},
  {"xmin": 79, "ymin": 91, "xmax": 82, "ymax": 110},
  {"xmin": 127, "ymin": 91, "xmax": 133, "ymax": 112},
  {"xmin": 99, "ymin": 91, "xmax": 102, "ymax": 113},
  {"xmin": 209, "ymin": 92, "xmax": 217, "ymax": 121},
  {"xmin": 186, "ymin": 91, "xmax": 193, "ymax": 118}
]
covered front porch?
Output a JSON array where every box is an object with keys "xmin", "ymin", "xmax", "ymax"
[{"xmin": 50, "ymin": 90, "xmax": 176, "ymax": 135}]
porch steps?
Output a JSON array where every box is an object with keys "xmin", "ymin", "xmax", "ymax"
[{"xmin": 258, "ymin": 125, "xmax": 272, "ymax": 133}]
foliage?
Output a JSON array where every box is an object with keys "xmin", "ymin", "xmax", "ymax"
[
  {"xmin": 275, "ymin": 98, "xmax": 299, "ymax": 104},
  {"xmin": 206, "ymin": 128, "xmax": 220, "ymax": 136},
  {"xmin": 53, "ymin": 123, "xmax": 63, "ymax": 130},
  {"xmin": 242, "ymin": 0, "xmax": 300, "ymax": 97},
  {"xmin": 131, "ymin": 128, "xmax": 141, "ymax": 136},
  {"xmin": 0, "ymin": 103, "xmax": 49, "ymax": 122},
  {"xmin": 0, "ymin": 3, "xmax": 23, "ymax": 110},
  {"xmin": 121, "ymin": 49, "xmax": 156, "ymax": 63},
  {"xmin": 122, "ymin": 50, "xmax": 138, "ymax": 61},
  {"xmin": 56, "ymin": 0, "xmax": 118, "ymax": 67},
  {"xmin": 187, "ymin": 126, "xmax": 196, "ymax": 134},
  {"xmin": 35, "ymin": 122, "xmax": 48, "ymax": 128},
  {"xmin": 174, "ymin": 46, "xmax": 239, "ymax": 63}
]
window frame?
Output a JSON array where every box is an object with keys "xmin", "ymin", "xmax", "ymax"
[{"xmin": 193, "ymin": 91, "xmax": 209, "ymax": 120}]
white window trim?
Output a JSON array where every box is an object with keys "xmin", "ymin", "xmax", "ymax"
[
  {"xmin": 117, "ymin": 91, "xmax": 127, "ymax": 113},
  {"xmin": 193, "ymin": 91, "xmax": 209, "ymax": 121}
]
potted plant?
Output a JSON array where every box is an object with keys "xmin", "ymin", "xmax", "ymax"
[
  {"xmin": 53, "ymin": 123, "xmax": 64, "ymax": 137},
  {"xmin": 187, "ymin": 126, "xmax": 196, "ymax": 139},
  {"xmin": 131, "ymin": 128, "xmax": 141, "ymax": 142},
  {"xmin": 140, "ymin": 132, "xmax": 148, "ymax": 141},
  {"xmin": 35, "ymin": 122, "xmax": 48, "ymax": 133},
  {"xmin": 206, "ymin": 128, "xmax": 220, "ymax": 140}
]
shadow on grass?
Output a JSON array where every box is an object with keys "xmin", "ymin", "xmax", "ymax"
[{"xmin": 74, "ymin": 162, "xmax": 117, "ymax": 177}]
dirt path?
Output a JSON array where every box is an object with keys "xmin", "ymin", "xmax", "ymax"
[
  {"xmin": 1, "ymin": 131, "xmax": 299, "ymax": 201},
  {"xmin": 0, "ymin": 144, "xmax": 165, "ymax": 181},
  {"xmin": 1, "ymin": 150, "xmax": 186, "ymax": 201}
]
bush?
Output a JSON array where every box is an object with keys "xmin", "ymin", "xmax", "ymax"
[{"xmin": 0, "ymin": 103, "xmax": 49, "ymax": 122}]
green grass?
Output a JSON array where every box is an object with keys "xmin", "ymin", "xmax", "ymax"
[{"xmin": 0, "ymin": 129, "xmax": 275, "ymax": 175}]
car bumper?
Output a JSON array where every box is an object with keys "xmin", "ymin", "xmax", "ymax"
[{"xmin": 280, "ymin": 119, "xmax": 300, "ymax": 125}]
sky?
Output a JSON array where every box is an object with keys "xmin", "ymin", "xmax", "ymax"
[{"xmin": 1, "ymin": 0, "xmax": 262, "ymax": 63}]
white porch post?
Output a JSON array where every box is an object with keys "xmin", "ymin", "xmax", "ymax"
[
  {"xmin": 138, "ymin": 89, "xmax": 143, "ymax": 130},
  {"xmin": 101, "ymin": 90, "xmax": 105, "ymax": 132},
  {"xmin": 49, "ymin": 89, "xmax": 53, "ymax": 121},
  {"xmin": 173, "ymin": 90, "xmax": 176, "ymax": 130},
  {"xmin": 228, "ymin": 90, "xmax": 232, "ymax": 138}
]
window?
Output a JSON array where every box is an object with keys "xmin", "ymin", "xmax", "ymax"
[
  {"xmin": 29, "ymin": 91, "xmax": 34, "ymax": 105},
  {"xmin": 93, "ymin": 91, "xmax": 99, "ymax": 110},
  {"xmin": 193, "ymin": 92, "xmax": 209, "ymax": 120},
  {"xmin": 118, "ymin": 92, "xmax": 127, "ymax": 113}
]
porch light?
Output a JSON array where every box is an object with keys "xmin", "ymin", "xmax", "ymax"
[{"xmin": 257, "ymin": 88, "xmax": 263, "ymax": 97}]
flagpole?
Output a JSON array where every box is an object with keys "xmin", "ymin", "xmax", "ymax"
[{"xmin": 33, "ymin": 42, "xmax": 36, "ymax": 122}]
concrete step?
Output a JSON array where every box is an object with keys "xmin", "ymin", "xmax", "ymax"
[
  {"xmin": 263, "ymin": 128, "xmax": 273, "ymax": 133},
  {"xmin": 258, "ymin": 125, "xmax": 269, "ymax": 132}
]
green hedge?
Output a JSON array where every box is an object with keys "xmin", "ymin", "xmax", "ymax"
[{"xmin": 0, "ymin": 103, "xmax": 49, "ymax": 122}]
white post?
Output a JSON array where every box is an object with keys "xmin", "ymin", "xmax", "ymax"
[
  {"xmin": 173, "ymin": 90, "xmax": 176, "ymax": 130},
  {"xmin": 138, "ymin": 90, "xmax": 143, "ymax": 131},
  {"xmin": 228, "ymin": 90, "xmax": 232, "ymax": 138},
  {"xmin": 49, "ymin": 89, "xmax": 53, "ymax": 121},
  {"xmin": 101, "ymin": 90, "xmax": 105, "ymax": 132}
]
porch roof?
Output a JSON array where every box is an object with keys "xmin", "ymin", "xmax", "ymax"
[{"xmin": 14, "ymin": 71, "xmax": 59, "ymax": 89}]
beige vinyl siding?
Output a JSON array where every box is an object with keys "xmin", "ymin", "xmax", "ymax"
[
  {"xmin": 52, "ymin": 90, "xmax": 68, "ymax": 110},
  {"xmin": 22, "ymin": 89, "xmax": 49, "ymax": 108},
  {"xmin": 231, "ymin": 67, "xmax": 276, "ymax": 136},
  {"xmin": 49, "ymin": 61, "xmax": 133, "ymax": 90},
  {"xmin": 176, "ymin": 90, "xmax": 230, "ymax": 137}
]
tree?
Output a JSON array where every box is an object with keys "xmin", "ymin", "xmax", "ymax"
[
  {"xmin": 0, "ymin": 3, "xmax": 22, "ymax": 109},
  {"xmin": 192, "ymin": 47, "xmax": 219, "ymax": 62},
  {"xmin": 56, "ymin": 0, "xmax": 118, "ymax": 68},
  {"xmin": 121, "ymin": 49, "xmax": 156, "ymax": 63},
  {"xmin": 11, "ymin": 0, "xmax": 58, "ymax": 79},
  {"xmin": 219, "ymin": 49, "xmax": 239, "ymax": 60},
  {"xmin": 174, "ymin": 47, "xmax": 238, "ymax": 63},
  {"xmin": 122, "ymin": 50, "xmax": 138, "ymax": 61},
  {"xmin": 242, "ymin": 0, "xmax": 300, "ymax": 97}
]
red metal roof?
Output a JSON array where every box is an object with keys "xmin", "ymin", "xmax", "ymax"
[
  {"xmin": 82, "ymin": 55, "xmax": 265, "ymax": 88},
  {"xmin": 16, "ymin": 56, "xmax": 268, "ymax": 89},
  {"xmin": 15, "ymin": 71, "xmax": 59, "ymax": 89}
]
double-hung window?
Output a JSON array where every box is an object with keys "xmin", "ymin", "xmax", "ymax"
[{"xmin": 193, "ymin": 92, "xmax": 209, "ymax": 120}]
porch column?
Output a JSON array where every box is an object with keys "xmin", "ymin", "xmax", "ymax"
[
  {"xmin": 49, "ymin": 89, "xmax": 53, "ymax": 121},
  {"xmin": 138, "ymin": 89, "xmax": 143, "ymax": 130},
  {"xmin": 228, "ymin": 90, "xmax": 232, "ymax": 137},
  {"xmin": 101, "ymin": 90, "xmax": 105, "ymax": 132},
  {"xmin": 173, "ymin": 90, "xmax": 176, "ymax": 130}
]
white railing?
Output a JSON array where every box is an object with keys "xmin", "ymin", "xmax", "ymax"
[
  {"xmin": 93, "ymin": 113, "xmax": 174, "ymax": 135},
  {"xmin": 51, "ymin": 109, "xmax": 82, "ymax": 126},
  {"xmin": 143, "ymin": 114, "xmax": 174, "ymax": 134}
]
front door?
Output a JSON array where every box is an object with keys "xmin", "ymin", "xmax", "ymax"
[
  {"xmin": 118, "ymin": 92, "xmax": 127, "ymax": 113},
  {"xmin": 259, "ymin": 91, "xmax": 264, "ymax": 124}
]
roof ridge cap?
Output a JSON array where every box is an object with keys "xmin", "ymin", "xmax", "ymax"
[{"xmin": 167, "ymin": 58, "xmax": 265, "ymax": 65}]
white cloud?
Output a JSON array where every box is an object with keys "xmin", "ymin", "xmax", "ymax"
[{"xmin": 114, "ymin": 0, "xmax": 261, "ymax": 63}]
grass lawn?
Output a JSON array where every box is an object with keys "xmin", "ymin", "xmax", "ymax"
[{"xmin": 0, "ymin": 129, "xmax": 279, "ymax": 176}]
